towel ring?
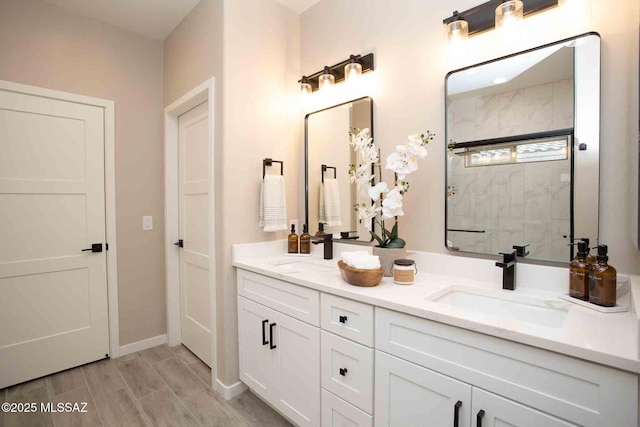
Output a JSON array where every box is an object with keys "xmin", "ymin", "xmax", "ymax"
[
  {"xmin": 321, "ymin": 164, "xmax": 336, "ymax": 183},
  {"xmin": 263, "ymin": 158, "xmax": 284, "ymax": 177}
]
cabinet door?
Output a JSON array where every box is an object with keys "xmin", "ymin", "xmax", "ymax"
[
  {"xmin": 273, "ymin": 310, "xmax": 321, "ymax": 427},
  {"xmin": 238, "ymin": 297, "xmax": 278, "ymax": 402},
  {"xmin": 375, "ymin": 351, "xmax": 472, "ymax": 427},
  {"xmin": 472, "ymin": 388, "xmax": 578, "ymax": 427}
]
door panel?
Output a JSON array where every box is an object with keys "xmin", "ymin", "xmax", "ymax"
[
  {"xmin": 238, "ymin": 297, "xmax": 277, "ymax": 401},
  {"xmin": 178, "ymin": 101, "xmax": 211, "ymax": 366},
  {"xmin": 375, "ymin": 351, "xmax": 472, "ymax": 427},
  {"xmin": 472, "ymin": 389, "xmax": 578, "ymax": 427},
  {"xmin": 274, "ymin": 311, "xmax": 320, "ymax": 427},
  {"xmin": 0, "ymin": 87, "xmax": 108, "ymax": 388}
]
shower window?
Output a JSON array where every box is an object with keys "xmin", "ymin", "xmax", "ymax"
[{"xmin": 463, "ymin": 135, "xmax": 570, "ymax": 167}]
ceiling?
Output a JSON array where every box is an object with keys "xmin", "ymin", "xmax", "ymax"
[
  {"xmin": 271, "ymin": 0, "xmax": 322, "ymax": 14},
  {"xmin": 43, "ymin": 0, "xmax": 322, "ymax": 41},
  {"xmin": 42, "ymin": 0, "xmax": 201, "ymax": 40}
]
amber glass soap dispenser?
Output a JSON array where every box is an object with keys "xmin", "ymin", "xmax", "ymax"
[
  {"xmin": 288, "ymin": 224, "xmax": 299, "ymax": 254},
  {"xmin": 589, "ymin": 245, "xmax": 617, "ymax": 307},
  {"xmin": 569, "ymin": 241, "xmax": 590, "ymax": 300},
  {"xmin": 300, "ymin": 224, "xmax": 311, "ymax": 254}
]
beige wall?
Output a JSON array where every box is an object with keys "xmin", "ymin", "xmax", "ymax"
[
  {"xmin": 220, "ymin": 0, "xmax": 300, "ymax": 385},
  {"xmin": 301, "ymin": 0, "xmax": 640, "ymax": 274},
  {"xmin": 0, "ymin": 0, "xmax": 166, "ymax": 345},
  {"xmin": 163, "ymin": 0, "xmax": 300, "ymax": 385}
]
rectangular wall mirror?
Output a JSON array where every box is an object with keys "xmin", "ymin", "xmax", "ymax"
[
  {"xmin": 305, "ymin": 97, "xmax": 373, "ymax": 241},
  {"xmin": 445, "ymin": 33, "xmax": 601, "ymax": 263}
]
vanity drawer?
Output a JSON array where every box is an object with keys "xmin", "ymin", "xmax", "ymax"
[
  {"xmin": 237, "ymin": 269, "xmax": 319, "ymax": 326},
  {"xmin": 321, "ymin": 293, "xmax": 373, "ymax": 347},
  {"xmin": 321, "ymin": 389, "xmax": 372, "ymax": 427},
  {"xmin": 375, "ymin": 308, "xmax": 638, "ymax": 427},
  {"xmin": 321, "ymin": 331, "xmax": 373, "ymax": 414}
]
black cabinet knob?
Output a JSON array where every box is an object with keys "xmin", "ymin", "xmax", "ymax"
[
  {"xmin": 339, "ymin": 368, "xmax": 348, "ymax": 376},
  {"xmin": 339, "ymin": 315, "xmax": 347, "ymax": 324}
]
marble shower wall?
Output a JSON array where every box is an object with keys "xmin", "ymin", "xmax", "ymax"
[{"xmin": 447, "ymin": 79, "xmax": 574, "ymax": 261}]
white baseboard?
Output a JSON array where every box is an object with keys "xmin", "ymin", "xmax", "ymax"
[
  {"xmin": 118, "ymin": 334, "xmax": 168, "ymax": 357},
  {"xmin": 216, "ymin": 379, "xmax": 248, "ymax": 400}
]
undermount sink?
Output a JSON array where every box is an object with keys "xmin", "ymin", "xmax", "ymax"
[
  {"xmin": 272, "ymin": 260, "xmax": 336, "ymax": 274},
  {"xmin": 429, "ymin": 287, "xmax": 569, "ymax": 329}
]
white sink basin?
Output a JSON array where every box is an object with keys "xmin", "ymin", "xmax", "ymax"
[
  {"xmin": 272, "ymin": 260, "xmax": 336, "ymax": 274},
  {"xmin": 430, "ymin": 287, "xmax": 569, "ymax": 329}
]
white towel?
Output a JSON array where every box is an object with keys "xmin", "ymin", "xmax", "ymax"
[
  {"xmin": 318, "ymin": 183, "xmax": 326, "ymax": 224},
  {"xmin": 321, "ymin": 178, "xmax": 341, "ymax": 226},
  {"xmin": 259, "ymin": 174, "xmax": 288, "ymax": 232},
  {"xmin": 341, "ymin": 251, "xmax": 381, "ymax": 270}
]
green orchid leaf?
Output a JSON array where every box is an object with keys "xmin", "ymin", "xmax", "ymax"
[
  {"xmin": 386, "ymin": 237, "xmax": 406, "ymax": 248},
  {"xmin": 390, "ymin": 222, "xmax": 399, "ymax": 239},
  {"xmin": 370, "ymin": 230, "xmax": 384, "ymax": 246}
]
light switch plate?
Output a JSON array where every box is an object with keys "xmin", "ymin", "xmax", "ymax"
[{"xmin": 143, "ymin": 216, "xmax": 153, "ymax": 231}]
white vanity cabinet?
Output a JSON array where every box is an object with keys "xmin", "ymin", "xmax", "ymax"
[
  {"xmin": 237, "ymin": 270, "xmax": 321, "ymax": 427},
  {"xmin": 375, "ymin": 308, "xmax": 638, "ymax": 427},
  {"xmin": 320, "ymin": 294, "xmax": 374, "ymax": 427}
]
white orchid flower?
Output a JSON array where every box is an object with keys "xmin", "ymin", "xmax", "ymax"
[
  {"xmin": 367, "ymin": 182, "xmax": 388, "ymax": 202},
  {"xmin": 355, "ymin": 203, "xmax": 381, "ymax": 231},
  {"xmin": 360, "ymin": 144, "xmax": 379, "ymax": 163},
  {"xmin": 381, "ymin": 188, "xmax": 404, "ymax": 218}
]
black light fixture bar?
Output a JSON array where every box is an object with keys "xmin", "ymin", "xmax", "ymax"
[
  {"xmin": 299, "ymin": 53, "xmax": 374, "ymax": 92},
  {"xmin": 443, "ymin": 0, "xmax": 558, "ymax": 36}
]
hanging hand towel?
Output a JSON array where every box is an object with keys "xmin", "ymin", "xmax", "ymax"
[
  {"xmin": 259, "ymin": 174, "xmax": 288, "ymax": 232},
  {"xmin": 322, "ymin": 178, "xmax": 342, "ymax": 226},
  {"xmin": 318, "ymin": 183, "xmax": 327, "ymax": 224}
]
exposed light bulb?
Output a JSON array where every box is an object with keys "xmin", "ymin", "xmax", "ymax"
[{"xmin": 319, "ymin": 66, "xmax": 335, "ymax": 91}]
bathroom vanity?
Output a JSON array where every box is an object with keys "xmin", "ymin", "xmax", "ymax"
[{"xmin": 233, "ymin": 241, "xmax": 640, "ymax": 427}]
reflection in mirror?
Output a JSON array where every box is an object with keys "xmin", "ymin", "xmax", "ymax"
[
  {"xmin": 306, "ymin": 97, "xmax": 373, "ymax": 241},
  {"xmin": 445, "ymin": 33, "xmax": 600, "ymax": 262}
]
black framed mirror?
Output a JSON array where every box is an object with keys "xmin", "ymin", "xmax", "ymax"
[
  {"xmin": 305, "ymin": 97, "xmax": 373, "ymax": 241},
  {"xmin": 445, "ymin": 33, "xmax": 601, "ymax": 262}
]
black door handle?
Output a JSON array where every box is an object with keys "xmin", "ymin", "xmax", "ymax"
[
  {"xmin": 269, "ymin": 323, "xmax": 277, "ymax": 349},
  {"xmin": 339, "ymin": 315, "xmax": 347, "ymax": 324},
  {"xmin": 339, "ymin": 368, "xmax": 348, "ymax": 376},
  {"xmin": 477, "ymin": 410, "xmax": 485, "ymax": 427},
  {"xmin": 174, "ymin": 239, "xmax": 183, "ymax": 248},
  {"xmin": 261, "ymin": 320, "xmax": 269, "ymax": 345},
  {"xmin": 454, "ymin": 401, "xmax": 462, "ymax": 427},
  {"xmin": 81, "ymin": 243, "xmax": 102, "ymax": 253}
]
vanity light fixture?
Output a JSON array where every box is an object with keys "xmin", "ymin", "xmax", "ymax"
[
  {"xmin": 300, "ymin": 76, "xmax": 312, "ymax": 95},
  {"xmin": 446, "ymin": 11, "xmax": 469, "ymax": 43},
  {"xmin": 443, "ymin": 0, "xmax": 557, "ymax": 39},
  {"xmin": 298, "ymin": 53, "xmax": 374, "ymax": 93},
  {"xmin": 318, "ymin": 66, "xmax": 335, "ymax": 91},
  {"xmin": 344, "ymin": 55, "xmax": 363, "ymax": 82},
  {"xmin": 495, "ymin": 0, "xmax": 524, "ymax": 30}
]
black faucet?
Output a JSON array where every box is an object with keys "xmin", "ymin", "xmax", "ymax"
[
  {"xmin": 495, "ymin": 244, "xmax": 529, "ymax": 290},
  {"xmin": 312, "ymin": 234, "xmax": 333, "ymax": 260}
]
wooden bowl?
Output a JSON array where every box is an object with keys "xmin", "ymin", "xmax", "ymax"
[{"xmin": 337, "ymin": 260, "xmax": 384, "ymax": 287}]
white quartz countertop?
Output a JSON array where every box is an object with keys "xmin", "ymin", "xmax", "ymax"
[{"xmin": 232, "ymin": 240, "xmax": 640, "ymax": 374}]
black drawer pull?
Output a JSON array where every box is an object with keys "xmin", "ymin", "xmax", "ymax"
[
  {"xmin": 454, "ymin": 401, "xmax": 462, "ymax": 427},
  {"xmin": 261, "ymin": 319, "xmax": 269, "ymax": 345},
  {"xmin": 339, "ymin": 315, "xmax": 348, "ymax": 324},
  {"xmin": 477, "ymin": 410, "xmax": 485, "ymax": 427},
  {"xmin": 269, "ymin": 323, "xmax": 277, "ymax": 349},
  {"xmin": 339, "ymin": 368, "xmax": 348, "ymax": 376}
]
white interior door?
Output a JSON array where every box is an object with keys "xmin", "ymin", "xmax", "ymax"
[
  {"xmin": 178, "ymin": 101, "xmax": 211, "ymax": 366},
  {"xmin": 0, "ymin": 87, "xmax": 109, "ymax": 388}
]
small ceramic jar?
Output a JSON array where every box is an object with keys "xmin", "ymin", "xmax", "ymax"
[{"xmin": 392, "ymin": 259, "xmax": 417, "ymax": 285}]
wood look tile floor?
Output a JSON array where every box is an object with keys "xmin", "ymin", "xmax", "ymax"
[{"xmin": 0, "ymin": 345, "xmax": 293, "ymax": 427}]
